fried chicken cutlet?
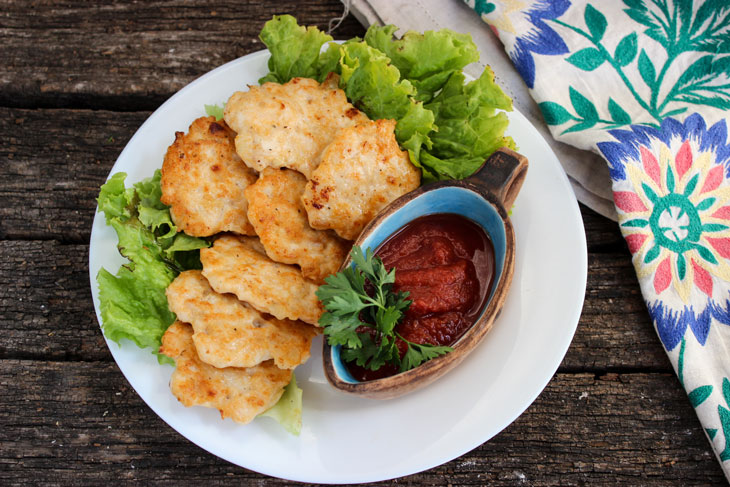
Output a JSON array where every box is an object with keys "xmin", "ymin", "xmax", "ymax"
[
  {"xmin": 302, "ymin": 119, "xmax": 421, "ymax": 241},
  {"xmin": 159, "ymin": 321, "xmax": 291, "ymax": 425},
  {"xmin": 245, "ymin": 168, "xmax": 350, "ymax": 283},
  {"xmin": 224, "ymin": 75, "xmax": 369, "ymax": 178},
  {"xmin": 201, "ymin": 235, "xmax": 323, "ymax": 325},
  {"xmin": 166, "ymin": 270, "xmax": 317, "ymax": 370},
  {"xmin": 161, "ymin": 116, "xmax": 257, "ymax": 237}
]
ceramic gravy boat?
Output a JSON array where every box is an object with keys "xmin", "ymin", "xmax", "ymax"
[{"xmin": 323, "ymin": 147, "xmax": 529, "ymax": 399}]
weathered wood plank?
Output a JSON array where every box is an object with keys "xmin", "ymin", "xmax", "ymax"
[
  {"xmin": 0, "ymin": 360, "xmax": 723, "ymax": 485},
  {"xmin": 0, "ymin": 240, "xmax": 667, "ymax": 371},
  {"xmin": 0, "ymin": 108, "xmax": 147, "ymax": 241},
  {"xmin": 1, "ymin": 0, "xmax": 365, "ymax": 110}
]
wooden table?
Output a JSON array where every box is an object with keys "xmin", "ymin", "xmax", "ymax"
[{"xmin": 1, "ymin": 1, "xmax": 726, "ymax": 485}]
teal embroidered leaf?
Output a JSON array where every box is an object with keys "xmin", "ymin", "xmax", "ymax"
[
  {"xmin": 645, "ymin": 244, "xmax": 661, "ymax": 263},
  {"xmin": 638, "ymin": 49, "xmax": 656, "ymax": 89},
  {"xmin": 562, "ymin": 120, "xmax": 598, "ymax": 134},
  {"xmin": 684, "ymin": 173, "xmax": 699, "ymax": 196},
  {"xmin": 569, "ymin": 87, "xmax": 598, "ymax": 122},
  {"xmin": 678, "ymin": 337, "xmax": 686, "ymax": 386},
  {"xmin": 677, "ymin": 253, "xmax": 686, "ymax": 280},
  {"xmin": 666, "ymin": 166, "xmax": 676, "ymax": 193},
  {"xmin": 621, "ymin": 218, "xmax": 649, "ymax": 228},
  {"xmin": 608, "ymin": 98, "xmax": 631, "ymax": 124},
  {"xmin": 566, "ymin": 47, "xmax": 605, "ymax": 71},
  {"xmin": 695, "ymin": 243, "xmax": 719, "ymax": 265},
  {"xmin": 641, "ymin": 182, "xmax": 659, "ymax": 203},
  {"xmin": 677, "ymin": 56, "xmax": 714, "ymax": 87},
  {"xmin": 614, "ymin": 32, "xmax": 638, "ymax": 67},
  {"xmin": 622, "ymin": 0, "xmax": 668, "ymax": 47},
  {"xmin": 689, "ymin": 385, "xmax": 713, "ymax": 408},
  {"xmin": 697, "ymin": 197, "xmax": 716, "ymax": 211},
  {"xmin": 584, "ymin": 4, "xmax": 607, "ymax": 41},
  {"xmin": 707, "ymin": 428, "xmax": 718, "ymax": 440},
  {"xmin": 723, "ymin": 377, "xmax": 730, "ymax": 405},
  {"xmin": 539, "ymin": 101, "xmax": 574, "ymax": 125},
  {"xmin": 719, "ymin": 404, "xmax": 730, "ymax": 461},
  {"xmin": 703, "ymin": 223, "xmax": 729, "ymax": 233}
]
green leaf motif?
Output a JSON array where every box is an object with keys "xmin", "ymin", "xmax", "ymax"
[
  {"xmin": 622, "ymin": 218, "xmax": 649, "ymax": 228},
  {"xmin": 677, "ymin": 253, "xmax": 686, "ymax": 280},
  {"xmin": 684, "ymin": 174, "xmax": 699, "ymax": 196},
  {"xmin": 719, "ymin": 404, "xmax": 730, "ymax": 461},
  {"xmin": 689, "ymin": 385, "xmax": 714, "ymax": 408},
  {"xmin": 566, "ymin": 47, "xmax": 605, "ymax": 71},
  {"xmin": 614, "ymin": 32, "xmax": 638, "ymax": 67},
  {"xmin": 697, "ymin": 197, "xmax": 716, "ymax": 211},
  {"xmin": 562, "ymin": 120, "xmax": 598, "ymax": 134},
  {"xmin": 723, "ymin": 377, "xmax": 730, "ymax": 405},
  {"xmin": 638, "ymin": 49, "xmax": 656, "ymax": 89},
  {"xmin": 707, "ymin": 428, "xmax": 719, "ymax": 440},
  {"xmin": 569, "ymin": 86, "xmax": 598, "ymax": 121},
  {"xmin": 695, "ymin": 243, "xmax": 719, "ymax": 265},
  {"xmin": 666, "ymin": 166, "xmax": 676, "ymax": 193},
  {"xmin": 608, "ymin": 98, "xmax": 631, "ymax": 124},
  {"xmin": 644, "ymin": 244, "xmax": 661, "ymax": 264},
  {"xmin": 539, "ymin": 101, "xmax": 574, "ymax": 125},
  {"xmin": 642, "ymin": 182, "xmax": 660, "ymax": 203},
  {"xmin": 702, "ymin": 223, "xmax": 729, "ymax": 233},
  {"xmin": 584, "ymin": 4, "xmax": 607, "ymax": 41}
]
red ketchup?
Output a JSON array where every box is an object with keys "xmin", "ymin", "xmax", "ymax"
[{"xmin": 347, "ymin": 213, "xmax": 495, "ymax": 381}]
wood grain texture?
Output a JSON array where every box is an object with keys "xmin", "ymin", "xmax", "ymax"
[
  {"xmin": 0, "ymin": 0, "xmax": 364, "ymax": 110},
  {"xmin": 0, "ymin": 0, "xmax": 724, "ymax": 483},
  {"xmin": 0, "ymin": 361, "xmax": 724, "ymax": 485}
]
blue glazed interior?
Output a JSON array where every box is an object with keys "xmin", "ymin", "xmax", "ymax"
[{"xmin": 332, "ymin": 186, "xmax": 508, "ymax": 384}]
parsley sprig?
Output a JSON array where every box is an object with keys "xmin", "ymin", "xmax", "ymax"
[{"xmin": 317, "ymin": 246, "xmax": 452, "ymax": 373}]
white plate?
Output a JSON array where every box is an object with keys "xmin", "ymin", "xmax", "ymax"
[{"xmin": 89, "ymin": 50, "xmax": 587, "ymax": 483}]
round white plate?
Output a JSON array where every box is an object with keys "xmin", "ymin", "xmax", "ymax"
[{"xmin": 89, "ymin": 50, "xmax": 587, "ymax": 483}]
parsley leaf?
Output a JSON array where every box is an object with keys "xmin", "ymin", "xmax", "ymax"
[{"xmin": 317, "ymin": 246, "xmax": 452, "ymax": 374}]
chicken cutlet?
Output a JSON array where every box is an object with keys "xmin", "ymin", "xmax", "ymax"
[
  {"xmin": 201, "ymin": 234, "xmax": 323, "ymax": 325},
  {"xmin": 160, "ymin": 116, "xmax": 257, "ymax": 237},
  {"xmin": 159, "ymin": 321, "xmax": 291, "ymax": 425},
  {"xmin": 302, "ymin": 119, "xmax": 421, "ymax": 241},
  {"xmin": 245, "ymin": 167, "xmax": 350, "ymax": 283},
  {"xmin": 166, "ymin": 270, "xmax": 318, "ymax": 370},
  {"xmin": 224, "ymin": 75, "xmax": 369, "ymax": 178}
]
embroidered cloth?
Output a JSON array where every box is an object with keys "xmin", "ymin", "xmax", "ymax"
[{"xmin": 349, "ymin": 0, "xmax": 730, "ymax": 477}]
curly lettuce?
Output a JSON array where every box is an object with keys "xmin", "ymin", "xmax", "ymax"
[
  {"xmin": 257, "ymin": 15, "xmax": 515, "ymax": 182},
  {"xmin": 96, "ymin": 171, "xmax": 209, "ymax": 363}
]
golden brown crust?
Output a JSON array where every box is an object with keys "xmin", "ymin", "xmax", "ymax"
[
  {"xmin": 166, "ymin": 270, "xmax": 318, "ymax": 370},
  {"xmin": 201, "ymin": 234, "xmax": 324, "ymax": 325},
  {"xmin": 223, "ymin": 76, "xmax": 369, "ymax": 178},
  {"xmin": 159, "ymin": 321, "xmax": 292, "ymax": 424},
  {"xmin": 302, "ymin": 119, "xmax": 421, "ymax": 241},
  {"xmin": 245, "ymin": 167, "xmax": 350, "ymax": 283},
  {"xmin": 160, "ymin": 116, "xmax": 257, "ymax": 237}
]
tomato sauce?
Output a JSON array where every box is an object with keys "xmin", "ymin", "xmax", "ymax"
[{"xmin": 347, "ymin": 213, "xmax": 495, "ymax": 381}]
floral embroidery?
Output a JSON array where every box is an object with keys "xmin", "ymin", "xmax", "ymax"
[
  {"xmin": 599, "ymin": 113, "xmax": 730, "ymax": 350},
  {"xmin": 465, "ymin": 0, "xmax": 571, "ymax": 88}
]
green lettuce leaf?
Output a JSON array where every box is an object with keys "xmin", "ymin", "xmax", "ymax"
[
  {"xmin": 339, "ymin": 41, "xmax": 435, "ymax": 158},
  {"xmin": 259, "ymin": 374, "xmax": 303, "ymax": 435},
  {"xmin": 96, "ymin": 171, "xmax": 208, "ymax": 363},
  {"xmin": 420, "ymin": 69, "xmax": 517, "ymax": 181},
  {"xmin": 364, "ymin": 25, "xmax": 479, "ymax": 103},
  {"xmin": 204, "ymin": 104, "xmax": 224, "ymax": 121},
  {"xmin": 258, "ymin": 15, "xmax": 336, "ymax": 84},
  {"xmin": 256, "ymin": 16, "xmax": 515, "ymax": 183}
]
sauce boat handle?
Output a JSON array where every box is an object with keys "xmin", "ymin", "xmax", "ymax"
[{"xmin": 469, "ymin": 148, "xmax": 529, "ymax": 209}]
